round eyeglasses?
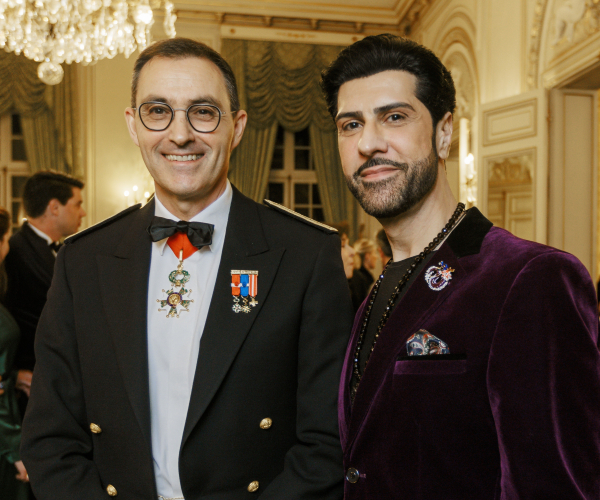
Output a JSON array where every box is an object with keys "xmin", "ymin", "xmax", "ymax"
[{"xmin": 134, "ymin": 101, "xmax": 229, "ymax": 133}]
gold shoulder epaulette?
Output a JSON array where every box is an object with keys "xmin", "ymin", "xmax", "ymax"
[
  {"xmin": 263, "ymin": 199, "xmax": 338, "ymax": 234},
  {"xmin": 65, "ymin": 204, "xmax": 142, "ymax": 245}
]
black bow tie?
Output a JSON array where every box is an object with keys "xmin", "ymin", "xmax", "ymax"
[
  {"xmin": 147, "ymin": 217, "xmax": 214, "ymax": 249},
  {"xmin": 49, "ymin": 242, "xmax": 62, "ymax": 253}
]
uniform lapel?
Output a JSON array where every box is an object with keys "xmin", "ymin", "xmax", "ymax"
[
  {"xmin": 182, "ymin": 188, "xmax": 284, "ymax": 445},
  {"xmin": 97, "ymin": 201, "xmax": 154, "ymax": 450}
]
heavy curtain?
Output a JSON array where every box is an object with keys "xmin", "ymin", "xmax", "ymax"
[
  {"xmin": 221, "ymin": 38, "xmax": 359, "ymax": 238},
  {"xmin": 0, "ymin": 51, "xmax": 81, "ymax": 176}
]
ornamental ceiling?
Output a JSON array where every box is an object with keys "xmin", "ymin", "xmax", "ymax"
[{"xmin": 173, "ymin": 0, "xmax": 433, "ymax": 35}]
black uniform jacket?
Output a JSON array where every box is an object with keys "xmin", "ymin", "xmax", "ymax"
[
  {"xmin": 5, "ymin": 221, "xmax": 56, "ymax": 371},
  {"xmin": 21, "ymin": 187, "xmax": 354, "ymax": 500}
]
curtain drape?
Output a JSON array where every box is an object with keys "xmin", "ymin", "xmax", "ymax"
[
  {"xmin": 0, "ymin": 51, "xmax": 80, "ymax": 176},
  {"xmin": 221, "ymin": 38, "xmax": 359, "ymax": 239}
]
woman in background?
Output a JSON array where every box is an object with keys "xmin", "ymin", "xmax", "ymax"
[
  {"xmin": 0, "ymin": 207, "xmax": 28, "ymax": 499},
  {"xmin": 353, "ymin": 238, "xmax": 377, "ymax": 288}
]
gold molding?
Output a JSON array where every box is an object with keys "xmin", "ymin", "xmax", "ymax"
[
  {"xmin": 528, "ymin": 0, "xmax": 549, "ymax": 90},
  {"xmin": 175, "ymin": 0, "xmax": 433, "ymax": 36},
  {"xmin": 482, "ymin": 99, "xmax": 537, "ymax": 147},
  {"xmin": 176, "ymin": 9, "xmax": 403, "ymax": 35},
  {"xmin": 488, "ymin": 154, "xmax": 533, "ymax": 187},
  {"xmin": 220, "ymin": 24, "xmax": 365, "ymax": 45},
  {"xmin": 174, "ymin": 0, "xmax": 421, "ymax": 23}
]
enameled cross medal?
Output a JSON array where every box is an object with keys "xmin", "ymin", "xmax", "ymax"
[
  {"xmin": 157, "ymin": 239, "xmax": 196, "ymax": 318},
  {"xmin": 231, "ymin": 270, "xmax": 258, "ymax": 313}
]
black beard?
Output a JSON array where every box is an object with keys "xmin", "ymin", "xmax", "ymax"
[{"xmin": 345, "ymin": 141, "xmax": 439, "ymax": 219}]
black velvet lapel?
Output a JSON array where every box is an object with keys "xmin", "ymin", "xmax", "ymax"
[{"xmin": 446, "ymin": 207, "xmax": 493, "ymax": 258}]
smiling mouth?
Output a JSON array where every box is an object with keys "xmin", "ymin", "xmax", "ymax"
[
  {"xmin": 164, "ymin": 154, "xmax": 203, "ymax": 161},
  {"xmin": 360, "ymin": 165, "xmax": 399, "ymax": 176},
  {"xmin": 355, "ymin": 158, "xmax": 407, "ymax": 179}
]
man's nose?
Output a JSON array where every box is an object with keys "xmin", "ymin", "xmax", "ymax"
[
  {"xmin": 168, "ymin": 109, "xmax": 195, "ymax": 145},
  {"xmin": 357, "ymin": 121, "xmax": 388, "ymax": 158}
]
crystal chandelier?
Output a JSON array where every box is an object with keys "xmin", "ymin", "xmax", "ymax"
[{"xmin": 0, "ymin": 0, "xmax": 176, "ymax": 85}]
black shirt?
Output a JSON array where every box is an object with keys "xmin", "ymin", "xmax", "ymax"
[{"xmin": 350, "ymin": 251, "xmax": 435, "ymax": 397}]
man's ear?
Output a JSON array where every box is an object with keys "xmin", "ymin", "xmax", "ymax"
[
  {"xmin": 125, "ymin": 107, "xmax": 140, "ymax": 147},
  {"xmin": 436, "ymin": 112, "xmax": 453, "ymax": 160},
  {"xmin": 46, "ymin": 199, "xmax": 61, "ymax": 217},
  {"xmin": 230, "ymin": 110, "xmax": 248, "ymax": 151}
]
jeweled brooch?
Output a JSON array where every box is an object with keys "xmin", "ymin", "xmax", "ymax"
[{"xmin": 424, "ymin": 261, "xmax": 454, "ymax": 291}]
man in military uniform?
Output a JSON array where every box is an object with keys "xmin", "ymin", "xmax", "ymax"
[
  {"xmin": 21, "ymin": 38, "xmax": 353, "ymax": 500},
  {"xmin": 321, "ymin": 34, "xmax": 600, "ymax": 499}
]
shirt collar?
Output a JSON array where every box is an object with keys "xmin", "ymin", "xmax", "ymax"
[
  {"xmin": 153, "ymin": 180, "xmax": 233, "ymax": 256},
  {"xmin": 27, "ymin": 222, "xmax": 55, "ymax": 245}
]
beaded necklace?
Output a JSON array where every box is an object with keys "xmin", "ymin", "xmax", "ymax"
[{"xmin": 350, "ymin": 202, "xmax": 466, "ymax": 403}]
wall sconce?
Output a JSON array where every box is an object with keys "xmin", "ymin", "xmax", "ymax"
[
  {"xmin": 464, "ymin": 153, "xmax": 477, "ymax": 206},
  {"xmin": 124, "ymin": 185, "xmax": 152, "ymax": 207}
]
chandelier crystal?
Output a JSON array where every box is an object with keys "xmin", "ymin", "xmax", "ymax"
[{"xmin": 0, "ymin": 0, "xmax": 176, "ymax": 85}]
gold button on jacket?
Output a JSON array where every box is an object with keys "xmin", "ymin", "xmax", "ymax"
[
  {"xmin": 90, "ymin": 423, "xmax": 102, "ymax": 434},
  {"xmin": 259, "ymin": 418, "xmax": 272, "ymax": 430},
  {"xmin": 106, "ymin": 484, "xmax": 117, "ymax": 496},
  {"xmin": 247, "ymin": 480, "xmax": 259, "ymax": 492}
]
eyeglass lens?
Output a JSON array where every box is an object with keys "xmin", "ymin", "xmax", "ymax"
[{"xmin": 139, "ymin": 103, "xmax": 221, "ymax": 132}]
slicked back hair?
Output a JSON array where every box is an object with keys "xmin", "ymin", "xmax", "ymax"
[
  {"xmin": 131, "ymin": 37, "xmax": 240, "ymax": 112},
  {"xmin": 321, "ymin": 34, "xmax": 456, "ymax": 126},
  {"xmin": 23, "ymin": 171, "xmax": 84, "ymax": 218}
]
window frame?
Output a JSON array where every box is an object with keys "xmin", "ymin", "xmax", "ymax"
[{"xmin": 267, "ymin": 127, "xmax": 324, "ymax": 221}]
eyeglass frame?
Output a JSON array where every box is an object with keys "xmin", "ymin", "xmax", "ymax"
[{"xmin": 133, "ymin": 101, "xmax": 232, "ymax": 133}]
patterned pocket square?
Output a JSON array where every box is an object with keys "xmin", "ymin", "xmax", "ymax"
[{"xmin": 406, "ymin": 329, "xmax": 450, "ymax": 356}]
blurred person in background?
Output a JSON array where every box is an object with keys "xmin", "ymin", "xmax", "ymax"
[
  {"xmin": 376, "ymin": 228, "xmax": 392, "ymax": 268},
  {"xmin": 0, "ymin": 207, "xmax": 29, "ymax": 500},
  {"xmin": 330, "ymin": 222, "xmax": 365, "ymax": 312},
  {"xmin": 353, "ymin": 238, "xmax": 377, "ymax": 287},
  {"xmin": 5, "ymin": 172, "xmax": 85, "ymax": 415}
]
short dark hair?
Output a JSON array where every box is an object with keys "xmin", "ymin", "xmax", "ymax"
[
  {"xmin": 131, "ymin": 37, "xmax": 240, "ymax": 112},
  {"xmin": 23, "ymin": 171, "xmax": 84, "ymax": 218},
  {"xmin": 376, "ymin": 229, "xmax": 392, "ymax": 258},
  {"xmin": 321, "ymin": 34, "xmax": 456, "ymax": 126}
]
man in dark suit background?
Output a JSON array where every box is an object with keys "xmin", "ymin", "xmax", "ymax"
[
  {"xmin": 5, "ymin": 171, "xmax": 85, "ymax": 404},
  {"xmin": 21, "ymin": 38, "xmax": 353, "ymax": 500}
]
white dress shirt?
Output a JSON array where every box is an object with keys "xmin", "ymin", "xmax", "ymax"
[{"xmin": 147, "ymin": 181, "xmax": 232, "ymax": 498}]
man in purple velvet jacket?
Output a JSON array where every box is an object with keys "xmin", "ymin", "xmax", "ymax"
[{"xmin": 321, "ymin": 34, "xmax": 600, "ymax": 499}]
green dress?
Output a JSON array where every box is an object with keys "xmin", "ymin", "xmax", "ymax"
[{"xmin": 0, "ymin": 302, "xmax": 27, "ymax": 500}]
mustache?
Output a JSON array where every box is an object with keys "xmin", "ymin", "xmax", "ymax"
[{"xmin": 354, "ymin": 157, "xmax": 408, "ymax": 179}]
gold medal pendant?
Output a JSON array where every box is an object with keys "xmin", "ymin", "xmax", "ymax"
[{"xmin": 157, "ymin": 251, "xmax": 194, "ymax": 318}]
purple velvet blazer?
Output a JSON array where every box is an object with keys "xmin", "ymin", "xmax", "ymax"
[{"xmin": 339, "ymin": 208, "xmax": 600, "ymax": 499}]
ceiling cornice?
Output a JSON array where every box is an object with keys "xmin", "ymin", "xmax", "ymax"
[{"xmin": 174, "ymin": 0, "xmax": 434, "ymax": 35}]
